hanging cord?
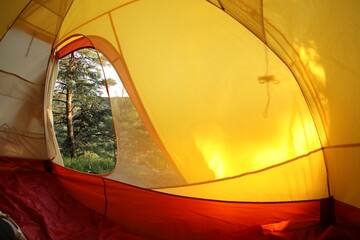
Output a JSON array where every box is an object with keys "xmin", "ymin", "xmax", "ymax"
[{"xmin": 258, "ymin": 45, "xmax": 279, "ymax": 117}]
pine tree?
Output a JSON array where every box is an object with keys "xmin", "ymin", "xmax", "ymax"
[{"xmin": 53, "ymin": 48, "xmax": 115, "ymax": 160}]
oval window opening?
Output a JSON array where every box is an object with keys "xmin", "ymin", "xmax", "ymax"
[
  {"xmin": 53, "ymin": 47, "xmax": 185, "ymax": 188},
  {"xmin": 53, "ymin": 48, "xmax": 116, "ymax": 174}
]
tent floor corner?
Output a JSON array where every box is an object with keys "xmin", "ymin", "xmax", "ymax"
[{"xmin": 0, "ymin": 157, "xmax": 143, "ymax": 240}]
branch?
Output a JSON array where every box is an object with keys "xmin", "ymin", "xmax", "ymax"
[
  {"xmin": 76, "ymin": 132, "xmax": 112, "ymax": 141},
  {"xmin": 53, "ymin": 92, "xmax": 67, "ymax": 96},
  {"xmin": 52, "ymin": 98, "xmax": 67, "ymax": 104},
  {"xmin": 51, "ymin": 111, "xmax": 65, "ymax": 115},
  {"xmin": 54, "ymin": 120, "xmax": 67, "ymax": 125},
  {"xmin": 55, "ymin": 81, "xmax": 67, "ymax": 86}
]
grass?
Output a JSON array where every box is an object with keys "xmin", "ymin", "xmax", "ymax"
[{"xmin": 63, "ymin": 156, "xmax": 115, "ymax": 174}]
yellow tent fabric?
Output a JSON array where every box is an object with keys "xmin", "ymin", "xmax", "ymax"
[{"xmin": 0, "ymin": 0, "xmax": 360, "ymax": 212}]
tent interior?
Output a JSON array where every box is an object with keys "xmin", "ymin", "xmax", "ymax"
[{"xmin": 1, "ymin": 0, "xmax": 360, "ymax": 239}]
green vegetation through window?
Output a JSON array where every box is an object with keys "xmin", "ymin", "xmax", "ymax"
[{"xmin": 53, "ymin": 48, "xmax": 115, "ymax": 174}]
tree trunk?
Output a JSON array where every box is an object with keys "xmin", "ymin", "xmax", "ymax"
[{"xmin": 67, "ymin": 53, "xmax": 76, "ymax": 159}]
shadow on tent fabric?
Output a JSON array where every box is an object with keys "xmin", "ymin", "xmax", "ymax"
[{"xmin": 0, "ymin": 160, "xmax": 143, "ymax": 240}]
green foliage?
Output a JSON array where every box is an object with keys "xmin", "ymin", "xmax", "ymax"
[
  {"xmin": 63, "ymin": 156, "xmax": 115, "ymax": 174},
  {"xmin": 53, "ymin": 48, "xmax": 116, "ymax": 165}
]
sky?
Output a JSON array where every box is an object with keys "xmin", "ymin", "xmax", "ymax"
[{"xmin": 102, "ymin": 66, "xmax": 129, "ymax": 98}]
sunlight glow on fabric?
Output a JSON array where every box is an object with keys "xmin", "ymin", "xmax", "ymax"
[
  {"xmin": 298, "ymin": 45, "xmax": 326, "ymax": 86},
  {"xmin": 194, "ymin": 113, "xmax": 320, "ymax": 180},
  {"xmin": 195, "ymin": 134, "xmax": 225, "ymax": 179},
  {"xmin": 295, "ymin": 43, "xmax": 329, "ymax": 145}
]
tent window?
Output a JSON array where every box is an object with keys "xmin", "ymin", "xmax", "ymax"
[
  {"xmin": 53, "ymin": 48, "xmax": 116, "ymax": 174},
  {"xmin": 53, "ymin": 47, "xmax": 185, "ymax": 188}
]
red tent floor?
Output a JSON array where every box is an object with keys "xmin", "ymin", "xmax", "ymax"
[
  {"xmin": 0, "ymin": 171, "xmax": 143, "ymax": 240},
  {"xmin": 1, "ymin": 158, "xmax": 360, "ymax": 239}
]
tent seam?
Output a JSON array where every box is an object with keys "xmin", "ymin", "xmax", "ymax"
[
  {"xmin": 154, "ymin": 147, "xmax": 325, "ymax": 189},
  {"xmin": 102, "ymin": 178, "xmax": 108, "ymax": 218}
]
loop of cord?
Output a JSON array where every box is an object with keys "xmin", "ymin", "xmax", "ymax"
[
  {"xmin": 258, "ymin": 45, "xmax": 280, "ymax": 117},
  {"xmin": 258, "ymin": 75, "xmax": 279, "ymax": 117}
]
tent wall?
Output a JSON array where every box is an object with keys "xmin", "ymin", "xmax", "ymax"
[
  {"xmin": 325, "ymin": 146, "xmax": 360, "ymax": 209},
  {"xmin": 0, "ymin": 0, "xmax": 29, "ymax": 39},
  {"xmin": 259, "ymin": 0, "xmax": 360, "ymax": 209},
  {"xmin": 53, "ymin": 163, "xmax": 324, "ymax": 239},
  {"xmin": 159, "ymin": 150, "xmax": 328, "ymax": 202},
  {"xmin": 1, "ymin": 1, "xmax": 360, "ymax": 238},
  {"xmin": 209, "ymin": 0, "xmax": 360, "ymax": 208},
  {"xmin": 0, "ymin": 0, "xmax": 73, "ymax": 160},
  {"xmin": 0, "ymin": 27, "xmax": 49, "ymax": 159},
  {"xmin": 53, "ymin": 0, "xmax": 329, "ymax": 202}
]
